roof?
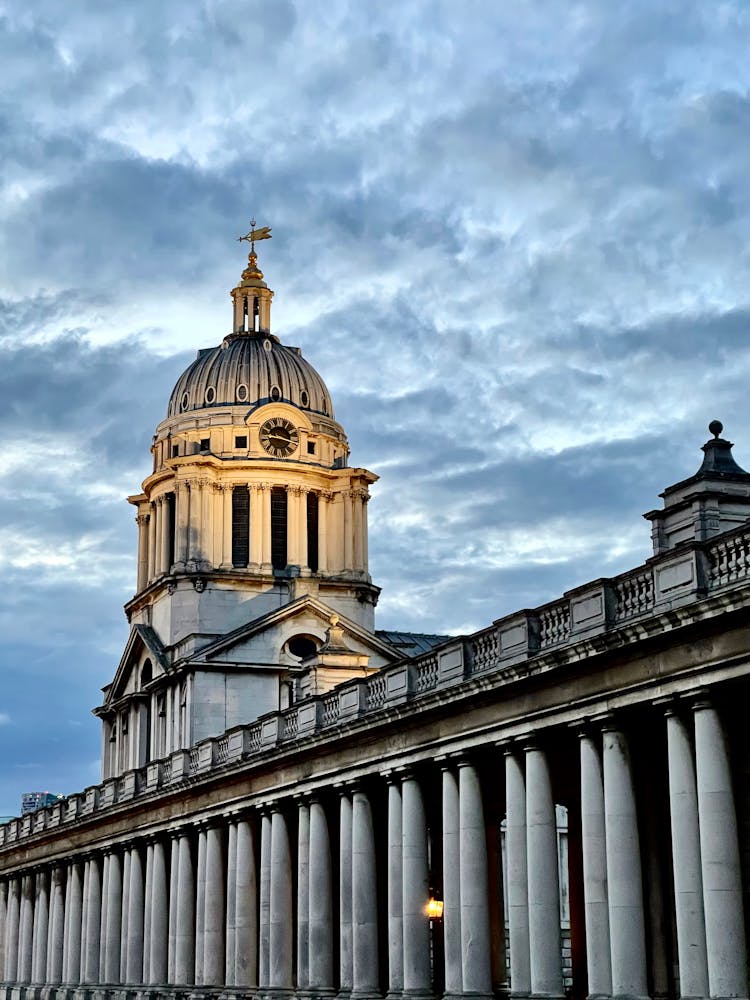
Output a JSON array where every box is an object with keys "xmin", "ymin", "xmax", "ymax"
[{"xmin": 376, "ymin": 630, "xmax": 453, "ymax": 657}]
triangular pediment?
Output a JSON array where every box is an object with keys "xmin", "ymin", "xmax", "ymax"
[
  {"xmin": 187, "ymin": 595, "xmax": 399, "ymax": 670},
  {"xmin": 96, "ymin": 624, "xmax": 168, "ymax": 713}
]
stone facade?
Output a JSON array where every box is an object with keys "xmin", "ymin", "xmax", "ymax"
[{"xmin": 1, "ymin": 247, "xmax": 750, "ymax": 1000}]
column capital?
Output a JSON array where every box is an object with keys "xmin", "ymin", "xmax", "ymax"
[
  {"xmin": 687, "ymin": 686, "xmax": 713, "ymax": 711},
  {"xmin": 135, "ymin": 513, "xmax": 150, "ymax": 526}
]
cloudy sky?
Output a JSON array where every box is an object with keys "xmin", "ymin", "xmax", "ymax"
[{"xmin": 1, "ymin": 0, "xmax": 750, "ymax": 814}]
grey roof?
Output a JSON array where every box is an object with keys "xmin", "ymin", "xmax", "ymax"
[
  {"xmin": 167, "ymin": 333, "xmax": 334, "ymax": 419},
  {"xmin": 375, "ymin": 630, "xmax": 452, "ymax": 657}
]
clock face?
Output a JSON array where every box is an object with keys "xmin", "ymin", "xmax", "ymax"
[{"xmin": 260, "ymin": 417, "xmax": 299, "ymax": 458}]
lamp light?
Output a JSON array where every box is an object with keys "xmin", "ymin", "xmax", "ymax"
[{"xmin": 426, "ymin": 895, "xmax": 444, "ymax": 920}]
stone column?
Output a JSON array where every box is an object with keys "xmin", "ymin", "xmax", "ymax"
[
  {"xmin": 119, "ymin": 849, "xmax": 131, "ymax": 983},
  {"xmin": 47, "ymin": 866, "xmax": 66, "ymax": 984},
  {"xmin": 64, "ymin": 863, "xmax": 82, "ymax": 984},
  {"xmin": 33, "ymin": 870, "xmax": 49, "ymax": 984},
  {"xmin": 299, "ymin": 485, "xmax": 310, "ymax": 570},
  {"xmin": 261, "ymin": 484, "xmax": 272, "ymax": 571},
  {"xmin": 168, "ymin": 830, "xmax": 179, "ymax": 981},
  {"xmin": 344, "ymin": 491, "xmax": 354, "ymax": 571},
  {"xmin": 18, "ymin": 873, "xmax": 33, "ymax": 982},
  {"xmin": 402, "ymin": 773, "xmax": 430, "ymax": 995},
  {"xmin": 269, "ymin": 808, "xmax": 293, "ymax": 989},
  {"xmin": 174, "ymin": 830, "xmax": 195, "ymax": 986},
  {"xmin": 352, "ymin": 786, "xmax": 379, "ymax": 996},
  {"xmin": 220, "ymin": 483, "xmax": 234, "ymax": 568},
  {"xmin": 259, "ymin": 812, "xmax": 272, "ymax": 988},
  {"xmin": 526, "ymin": 744, "xmax": 562, "ymax": 998},
  {"xmin": 579, "ymin": 730, "xmax": 612, "ymax": 999},
  {"xmin": 318, "ymin": 491, "xmax": 330, "ymax": 572},
  {"xmin": 388, "ymin": 776, "xmax": 405, "ymax": 997},
  {"xmin": 126, "ymin": 846, "xmax": 145, "ymax": 984},
  {"xmin": 99, "ymin": 853, "xmax": 110, "ymax": 977},
  {"xmin": 287, "ymin": 486, "xmax": 301, "ymax": 566},
  {"xmin": 664, "ymin": 707, "xmax": 709, "ymax": 999},
  {"xmin": 340, "ymin": 791, "xmax": 354, "ymax": 993},
  {"xmin": 149, "ymin": 839, "xmax": 168, "ymax": 984},
  {"xmin": 161, "ymin": 495, "xmax": 172, "ymax": 573},
  {"xmin": 297, "ymin": 801, "xmax": 311, "ymax": 990},
  {"xmin": 225, "ymin": 820, "xmax": 238, "ymax": 987},
  {"xmin": 200, "ymin": 478, "xmax": 213, "ymax": 567},
  {"xmin": 137, "ymin": 512, "xmax": 150, "ymax": 590},
  {"xmin": 0, "ymin": 879, "xmax": 7, "ymax": 981},
  {"xmin": 104, "ymin": 850, "xmax": 122, "ymax": 983},
  {"xmin": 173, "ymin": 480, "xmax": 189, "ymax": 568},
  {"xmin": 309, "ymin": 798, "xmax": 334, "ymax": 992},
  {"xmin": 152, "ymin": 497, "xmax": 161, "ymax": 577},
  {"xmin": 143, "ymin": 841, "xmax": 154, "ymax": 982},
  {"xmin": 5, "ymin": 877, "xmax": 20, "ymax": 982},
  {"xmin": 204, "ymin": 824, "xmax": 225, "ymax": 986},
  {"xmin": 442, "ymin": 765, "xmax": 462, "ymax": 998},
  {"xmin": 353, "ymin": 488, "xmax": 364, "ymax": 571},
  {"xmin": 459, "ymin": 760, "xmax": 492, "ymax": 995},
  {"xmin": 504, "ymin": 747, "xmax": 530, "ymax": 997},
  {"xmin": 195, "ymin": 827, "xmax": 207, "ymax": 985},
  {"xmin": 235, "ymin": 818, "xmax": 257, "ymax": 988},
  {"xmin": 362, "ymin": 492, "xmax": 370, "ymax": 572},
  {"xmin": 693, "ymin": 695, "xmax": 748, "ymax": 1000},
  {"xmin": 84, "ymin": 856, "xmax": 101, "ymax": 984},
  {"xmin": 602, "ymin": 721, "xmax": 648, "ymax": 1000}
]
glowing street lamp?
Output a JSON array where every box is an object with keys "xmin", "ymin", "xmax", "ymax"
[{"xmin": 426, "ymin": 894, "xmax": 444, "ymax": 920}]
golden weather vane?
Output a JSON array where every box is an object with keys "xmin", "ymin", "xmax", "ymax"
[{"xmin": 238, "ymin": 218, "xmax": 272, "ymax": 255}]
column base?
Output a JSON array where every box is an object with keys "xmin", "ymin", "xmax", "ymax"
[{"xmin": 350, "ymin": 992, "xmax": 382, "ymax": 1000}]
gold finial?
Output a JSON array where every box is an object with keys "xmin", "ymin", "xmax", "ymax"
[{"xmin": 238, "ymin": 218, "xmax": 272, "ymax": 255}]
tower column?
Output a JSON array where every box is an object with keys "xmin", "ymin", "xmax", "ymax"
[
  {"xmin": 344, "ymin": 491, "xmax": 354, "ymax": 571},
  {"xmin": 299, "ymin": 485, "xmax": 309, "ymax": 570},
  {"xmin": 160, "ymin": 495, "xmax": 172, "ymax": 574},
  {"xmin": 199, "ymin": 478, "xmax": 213, "ymax": 567},
  {"xmin": 693, "ymin": 695, "xmax": 748, "ymax": 1000},
  {"xmin": 318, "ymin": 491, "xmax": 330, "ymax": 573},
  {"xmin": 579, "ymin": 730, "xmax": 612, "ymax": 999},
  {"xmin": 602, "ymin": 721, "xmax": 648, "ymax": 1000},
  {"xmin": 143, "ymin": 509, "xmax": 154, "ymax": 586},
  {"xmin": 221, "ymin": 483, "xmax": 234, "ymax": 569},
  {"xmin": 175, "ymin": 481, "xmax": 189, "ymax": 568},
  {"xmin": 309, "ymin": 798, "xmax": 334, "ymax": 992},
  {"xmin": 287, "ymin": 486, "xmax": 301, "ymax": 567},
  {"xmin": 353, "ymin": 488, "xmax": 364, "ymax": 573},
  {"xmin": 504, "ymin": 746, "xmax": 530, "ymax": 997},
  {"xmin": 248, "ymin": 483, "xmax": 262, "ymax": 570},
  {"xmin": 260, "ymin": 484, "xmax": 272, "ymax": 571}
]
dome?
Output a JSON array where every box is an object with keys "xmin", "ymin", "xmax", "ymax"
[{"xmin": 167, "ymin": 333, "xmax": 334, "ymax": 419}]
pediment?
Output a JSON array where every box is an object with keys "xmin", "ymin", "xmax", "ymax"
[
  {"xmin": 189, "ymin": 595, "xmax": 399, "ymax": 671},
  {"xmin": 97, "ymin": 625, "xmax": 168, "ymax": 712}
]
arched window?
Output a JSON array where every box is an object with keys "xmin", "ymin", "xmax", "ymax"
[
  {"xmin": 141, "ymin": 659, "xmax": 153, "ymax": 687},
  {"xmin": 271, "ymin": 487, "xmax": 287, "ymax": 570}
]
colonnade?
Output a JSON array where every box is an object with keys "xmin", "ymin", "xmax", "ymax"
[
  {"xmin": 1, "ymin": 696, "xmax": 747, "ymax": 999},
  {"xmin": 136, "ymin": 481, "xmax": 369, "ymax": 590}
]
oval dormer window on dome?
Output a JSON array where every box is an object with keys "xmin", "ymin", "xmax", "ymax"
[
  {"xmin": 300, "ymin": 390, "xmax": 309, "ymax": 408},
  {"xmin": 270, "ymin": 385, "xmax": 281, "ymax": 402},
  {"xmin": 180, "ymin": 392, "xmax": 190, "ymax": 412},
  {"xmin": 205, "ymin": 386, "xmax": 216, "ymax": 404},
  {"xmin": 236, "ymin": 383, "xmax": 248, "ymax": 403}
]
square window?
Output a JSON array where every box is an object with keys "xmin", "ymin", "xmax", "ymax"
[
  {"xmin": 235, "ymin": 435, "xmax": 248, "ymax": 449},
  {"xmin": 171, "ymin": 444, "xmax": 179, "ymax": 458},
  {"xmin": 307, "ymin": 441, "xmax": 316, "ymax": 455},
  {"xmin": 200, "ymin": 438, "xmax": 210, "ymax": 452}
]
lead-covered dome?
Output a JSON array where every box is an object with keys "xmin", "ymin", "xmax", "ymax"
[{"xmin": 167, "ymin": 333, "xmax": 334, "ymax": 418}]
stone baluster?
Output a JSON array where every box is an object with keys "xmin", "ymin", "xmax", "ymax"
[
  {"xmin": 297, "ymin": 801, "xmax": 311, "ymax": 991},
  {"xmin": 402, "ymin": 772, "xmax": 430, "ymax": 994},
  {"xmin": 602, "ymin": 719, "xmax": 648, "ymax": 1000},
  {"xmin": 174, "ymin": 829, "xmax": 196, "ymax": 986},
  {"xmin": 504, "ymin": 747, "xmax": 530, "ymax": 996},
  {"xmin": 309, "ymin": 797, "xmax": 334, "ymax": 992},
  {"xmin": 663, "ymin": 705, "xmax": 709, "ymax": 999},
  {"xmin": 693, "ymin": 694, "xmax": 748, "ymax": 999},
  {"xmin": 459, "ymin": 759, "xmax": 492, "ymax": 996},
  {"xmin": 235, "ymin": 817, "xmax": 257, "ymax": 988},
  {"xmin": 339, "ymin": 790, "xmax": 353, "ymax": 993},
  {"xmin": 204, "ymin": 824, "xmax": 225, "ymax": 986},
  {"xmin": 269, "ymin": 808, "xmax": 293, "ymax": 990},
  {"xmin": 387, "ymin": 774, "xmax": 404, "ymax": 998},
  {"xmin": 579, "ymin": 729, "xmax": 612, "ymax": 998},
  {"xmin": 352, "ymin": 786, "xmax": 379, "ymax": 996},
  {"xmin": 258, "ymin": 811, "xmax": 272, "ymax": 988}
]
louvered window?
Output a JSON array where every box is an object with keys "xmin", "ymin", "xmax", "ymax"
[
  {"xmin": 271, "ymin": 487, "xmax": 287, "ymax": 570},
  {"xmin": 307, "ymin": 492, "xmax": 319, "ymax": 572},
  {"xmin": 232, "ymin": 486, "xmax": 250, "ymax": 567}
]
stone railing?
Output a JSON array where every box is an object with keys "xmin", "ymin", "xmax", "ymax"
[{"xmin": 4, "ymin": 525, "xmax": 750, "ymax": 849}]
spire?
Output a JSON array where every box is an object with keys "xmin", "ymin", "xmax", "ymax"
[{"xmin": 230, "ymin": 220, "xmax": 275, "ymax": 337}]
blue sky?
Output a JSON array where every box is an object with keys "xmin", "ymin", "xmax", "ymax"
[{"xmin": 1, "ymin": 0, "xmax": 750, "ymax": 815}]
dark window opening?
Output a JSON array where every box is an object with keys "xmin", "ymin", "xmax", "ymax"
[
  {"xmin": 300, "ymin": 390, "xmax": 309, "ymax": 407},
  {"xmin": 232, "ymin": 486, "xmax": 250, "ymax": 568},
  {"xmin": 307, "ymin": 441, "xmax": 316, "ymax": 455},
  {"xmin": 307, "ymin": 492, "xmax": 319, "ymax": 572},
  {"xmin": 288, "ymin": 635, "xmax": 318, "ymax": 660},
  {"xmin": 171, "ymin": 444, "xmax": 179, "ymax": 458},
  {"xmin": 166, "ymin": 492, "xmax": 176, "ymax": 569},
  {"xmin": 200, "ymin": 438, "xmax": 210, "ymax": 452},
  {"xmin": 235, "ymin": 435, "xmax": 248, "ymax": 449},
  {"xmin": 141, "ymin": 659, "xmax": 153, "ymax": 687},
  {"xmin": 270, "ymin": 385, "xmax": 281, "ymax": 402},
  {"xmin": 271, "ymin": 487, "xmax": 287, "ymax": 570}
]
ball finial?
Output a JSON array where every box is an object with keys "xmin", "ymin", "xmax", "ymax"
[{"xmin": 709, "ymin": 420, "xmax": 723, "ymax": 439}]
